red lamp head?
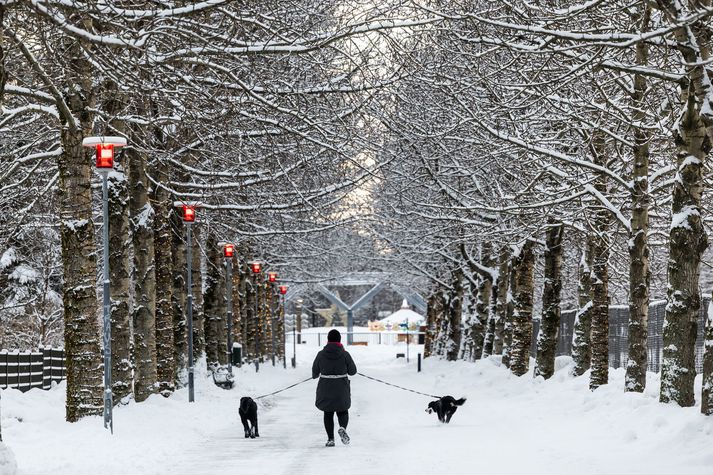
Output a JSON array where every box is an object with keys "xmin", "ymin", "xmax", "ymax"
[
  {"xmin": 182, "ymin": 205, "xmax": 196, "ymax": 223},
  {"xmin": 251, "ymin": 262, "xmax": 262, "ymax": 274},
  {"xmin": 279, "ymin": 285, "xmax": 288, "ymax": 295},
  {"xmin": 268, "ymin": 272, "xmax": 277, "ymax": 283},
  {"xmin": 223, "ymin": 243, "xmax": 235, "ymax": 258},
  {"xmin": 96, "ymin": 143, "xmax": 114, "ymax": 169}
]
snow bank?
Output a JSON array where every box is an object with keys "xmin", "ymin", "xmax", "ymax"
[{"xmin": 0, "ymin": 441, "xmax": 17, "ymax": 475}]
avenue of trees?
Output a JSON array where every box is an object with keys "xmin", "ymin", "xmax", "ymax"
[{"xmin": 1, "ymin": 0, "xmax": 713, "ymax": 420}]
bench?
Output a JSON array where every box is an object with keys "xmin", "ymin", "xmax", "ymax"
[
  {"xmin": 396, "ymin": 353, "xmax": 405, "ymax": 358},
  {"xmin": 351, "ymin": 341, "xmax": 368, "ymax": 346}
]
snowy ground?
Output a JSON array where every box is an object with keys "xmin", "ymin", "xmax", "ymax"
[{"xmin": 2, "ymin": 344, "xmax": 713, "ymax": 475}]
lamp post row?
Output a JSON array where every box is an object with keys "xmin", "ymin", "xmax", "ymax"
[{"xmin": 87, "ymin": 137, "xmax": 294, "ymax": 433}]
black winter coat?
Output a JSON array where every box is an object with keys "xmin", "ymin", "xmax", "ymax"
[{"xmin": 312, "ymin": 343, "xmax": 357, "ymax": 412}]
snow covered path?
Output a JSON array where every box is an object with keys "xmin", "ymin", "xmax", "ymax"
[{"xmin": 3, "ymin": 345, "xmax": 713, "ymax": 474}]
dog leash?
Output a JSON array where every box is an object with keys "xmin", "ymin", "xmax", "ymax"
[
  {"xmin": 254, "ymin": 377, "xmax": 313, "ymax": 400},
  {"xmin": 357, "ymin": 372, "xmax": 441, "ymax": 399}
]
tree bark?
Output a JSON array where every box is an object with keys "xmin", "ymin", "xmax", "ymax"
[
  {"xmin": 424, "ymin": 291, "xmax": 440, "ymax": 358},
  {"xmin": 509, "ymin": 240, "xmax": 535, "ymax": 377},
  {"xmin": 191, "ymin": 226, "xmax": 205, "ymax": 363},
  {"xmin": 203, "ymin": 233, "xmax": 225, "ymax": 370},
  {"xmin": 460, "ymin": 280, "xmax": 478, "ymax": 361},
  {"xmin": 58, "ymin": 26, "xmax": 103, "ymax": 421},
  {"xmin": 0, "ymin": 6, "xmax": 6, "ymax": 102},
  {"xmin": 107, "ymin": 166, "xmax": 132, "ymax": 403},
  {"xmin": 626, "ymin": 11, "xmax": 651, "ymax": 392},
  {"xmin": 535, "ymin": 221, "xmax": 564, "ymax": 380},
  {"xmin": 170, "ymin": 211, "xmax": 187, "ymax": 385},
  {"xmin": 236, "ymin": 261, "xmax": 249, "ymax": 352},
  {"xmin": 129, "ymin": 146, "xmax": 158, "ymax": 402},
  {"xmin": 572, "ymin": 239, "xmax": 594, "ymax": 377},
  {"xmin": 150, "ymin": 158, "xmax": 175, "ymax": 396},
  {"xmin": 446, "ymin": 268, "xmax": 464, "ymax": 361},
  {"xmin": 655, "ymin": 0, "xmax": 712, "ymax": 408},
  {"xmin": 474, "ymin": 244, "xmax": 493, "ymax": 359},
  {"xmin": 245, "ymin": 275, "xmax": 257, "ymax": 362},
  {"xmin": 493, "ymin": 246, "xmax": 510, "ymax": 355},
  {"xmin": 482, "ymin": 278, "xmax": 498, "ymax": 359},
  {"xmin": 590, "ymin": 135, "xmax": 611, "ymax": 391},
  {"xmin": 502, "ymin": 253, "xmax": 517, "ymax": 368},
  {"xmin": 702, "ymin": 301, "xmax": 713, "ymax": 415}
]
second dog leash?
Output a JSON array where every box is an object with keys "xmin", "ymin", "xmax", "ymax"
[
  {"xmin": 357, "ymin": 372, "xmax": 441, "ymax": 399},
  {"xmin": 254, "ymin": 377, "xmax": 313, "ymax": 400}
]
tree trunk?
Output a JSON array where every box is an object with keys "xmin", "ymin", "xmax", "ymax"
[
  {"xmin": 236, "ymin": 261, "xmax": 248, "ymax": 351},
  {"xmin": 0, "ymin": 6, "xmax": 6, "ymax": 102},
  {"xmin": 660, "ymin": 92, "xmax": 708, "ymax": 404},
  {"xmin": 446, "ymin": 268, "xmax": 464, "ymax": 361},
  {"xmin": 245, "ymin": 275, "xmax": 257, "ymax": 362},
  {"xmin": 655, "ymin": 0, "xmax": 712, "ymax": 408},
  {"xmin": 625, "ymin": 3, "xmax": 652, "ymax": 393},
  {"xmin": 424, "ymin": 291, "xmax": 440, "ymax": 358},
  {"xmin": 572, "ymin": 239, "xmax": 594, "ymax": 377},
  {"xmin": 129, "ymin": 146, "xmax": 158, "ymax": 402},
  {"xmin": 482, "ymin": 285, "xmax": 498, "ymax": 359},
  {"xmin": 460, "ymin": 280, "xmax": 478, "ymax": 361},
  {"xmin": 59, "ymin": 127, "xmax": 104, "ymax": 421},
  {"xmin": 626, "ymin": 38, "xmax": 651, "ymax": 393},
  {"xmin": 170, "ymin": 211, "xmax": 187, "ymax": 385},
  {"xmin": 191, "ymin": 226, "xmax": 205, "ymax": 363},
  {"xmin": 502, "ymin": 254, "xmax": 517, "ymax": 368},
  {"xmin": 59, "ymin": 27, "xmax": 103, "ymax": 421},
  {"xmin": 702, "ymin": 300, "xmax": 713, "ymax": 415},
  {"xmin": 108, "ymin": 166, "xmax": 132, "ymax": 403},
  {"xmin": 203, "ymin": 233, "xmax": 225, "ymax": 370},
  {"xmin": 535, "ymin": 221, "xmax": 564, "ymax": 380},
  {"xmin": 590, "ymin": 135, "xmax": 611, "ymax": 391},
  {"xmin": 509, "ymin": 240, "xmax": 535, "ymax": 377},
  {"xmin": 150, "ymin": 159, "xmax": 175, "ymax": 396},
  {"xmin": 474, "ymin": 244, "xmax": 493, "ymax": 359},
  {"xmin": 493, "ymin": 246, "xmax": 510, "ymax": 355}
]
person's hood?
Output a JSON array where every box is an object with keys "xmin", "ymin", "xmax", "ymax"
[{"xmin": 323, "ymin": 342, "xmax": 345, "ymax": 359}]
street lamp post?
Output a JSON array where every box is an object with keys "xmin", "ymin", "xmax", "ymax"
[
  {"xmin": 281, "ymin": 288, "xmax": 287, "ymax": 369},
  {"xmin": 267, "ymin": 272, "xmax": 277, "ymax": 367},
  {"xmin": 173, "ymin": 201, "xmax": 200, "ymax": 402},
  {"xmin": 223, "ymin": 243, "xmax": 235, "ymax": 375},
  {"xmin": 250, "ymin": 261, "xmax": 262, "ymax": 372},
  {"xmin": 83, "ymin": 135, "xmax": 127, "ymax": 433}
]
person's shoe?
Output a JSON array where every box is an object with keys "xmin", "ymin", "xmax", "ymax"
[
  {"xmin": 325, "ymin": 439, "xmax": 335, "ymax": 447},
  {"xmin": 338, "ymin": 427, "xmax": 350, "ymax": 445}
]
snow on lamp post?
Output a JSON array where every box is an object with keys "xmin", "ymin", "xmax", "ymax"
[
  {"xmin": 222, "ymin": 243, "xmax": 235, "ymax": 375},
  {"xmin": 174, "ymin": 201, "xmax": 201, "ymax": 402},
  {"xmin": 249, "ymin": 261, "xmax": 263, "ymax": 372},
  {"xmin": 83, "ymin": 135, "xmax": 127, "ymax": 433}
]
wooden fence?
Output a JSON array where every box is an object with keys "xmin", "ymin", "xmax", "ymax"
[{"xmin": 0, "ymin": 347, "xmax": 65, "ymax": 392}]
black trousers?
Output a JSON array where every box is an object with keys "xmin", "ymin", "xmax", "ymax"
[{"xmin": 323, "ymin": 410, "xmax": 349, "ymax": 439}]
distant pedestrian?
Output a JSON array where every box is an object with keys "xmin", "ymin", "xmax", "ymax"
[{"xmin": 311, "ymin": 329, "xmax": 357, "ymax": 447}]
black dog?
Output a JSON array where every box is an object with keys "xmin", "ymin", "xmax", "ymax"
[
  {"xmin": 239, "ymin": 397, "xmax": 259, "ymax": 438},
  {"xmin": 426, "ymin": 396, "xmax": 466, "ymax": 423}
]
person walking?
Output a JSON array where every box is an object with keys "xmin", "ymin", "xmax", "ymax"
[{"xmin": 312, "ymin": 329, "xmax": 357, "ymax": 447}]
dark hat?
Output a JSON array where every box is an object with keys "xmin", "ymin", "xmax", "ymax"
[{"xmin": 327, "ymin": 329, "xmax": 341, "ymax": 343}]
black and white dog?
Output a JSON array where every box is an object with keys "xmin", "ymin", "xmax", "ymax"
[
  {"xmin": 239, "ymin": 397, "xmax": 259, "ymax": 438},
  {"xmin": 426, "ymin": 396, "xmax": 466, "ymax": 424}
]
